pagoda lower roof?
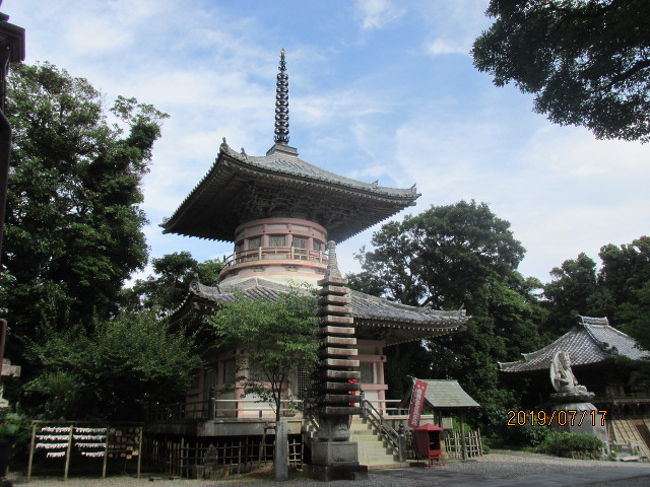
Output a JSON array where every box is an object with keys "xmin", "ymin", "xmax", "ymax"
[
  {"xmin": 172, "ymin": 277, "xmax": 467, "ymax": 346},
  {"xmin": 499, "ymin": 316, "xmax": 649, "ymax": 374},
  {"xmin": 161, "ymin": 141, "xmax": 419, "ymax": 243}
]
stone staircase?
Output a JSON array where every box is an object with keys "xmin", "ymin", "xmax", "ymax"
[{"xmin": 350, "ymin": 416, "xmax": 403, "ymax": 467}]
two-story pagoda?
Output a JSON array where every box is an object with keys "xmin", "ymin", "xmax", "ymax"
[{"xmin": 163, "ymin": 51, "xmax": 468, "ymax": 419}]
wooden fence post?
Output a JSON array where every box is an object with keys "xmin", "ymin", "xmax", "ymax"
[
  {"xmin": 26, "ymin": 422, "xmax": 36, "ymax": 481},
  {"xmin": 460, "ymin": 413, "xmax": 467, "ymax": 461},
  {"xmin": 102, "ymin": 428, "xmax": 109, "ymax": 478},
  {"xmin": 63, "ymin": 425, "xmax": 73, "ymax": 481},
  {"xmin": 136, "ymin": 427, "xmax": 143, "ymax": 479}
]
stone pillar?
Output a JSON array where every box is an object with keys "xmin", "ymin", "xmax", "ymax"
[
  {"xmin": 274, "ymin": 420, "xmax": 289, "ymax": 481},
  {"xmin": 307, "ymin": 241, "xmax": 368, "ymax": 481}
]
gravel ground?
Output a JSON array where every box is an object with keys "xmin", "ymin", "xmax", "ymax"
[{"xmin": 10, "ymin": 450, "xmax": 650, "ymax": 487}]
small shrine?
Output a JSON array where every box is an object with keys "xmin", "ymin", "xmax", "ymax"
[{"xmin": 499, "ymin": 315, "xmax": 650, "ymax": 457}]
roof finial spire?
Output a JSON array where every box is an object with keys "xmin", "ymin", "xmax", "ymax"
[{"xmin": 274, "ymin": 49, "xmax": 289, "ymax": 145}]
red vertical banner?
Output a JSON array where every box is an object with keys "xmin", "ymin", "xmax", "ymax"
[{"xmin": 407, "ymin": 380, "xmax": 428, "ymax": 428}]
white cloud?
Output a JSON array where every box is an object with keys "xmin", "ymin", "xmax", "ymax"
[
  {"xmin": 355, "ymin": 0, "xmax": 405, "ymax": 29},
  {"xmin": 391, "ymin": 110, "xmax": 650, "ymax": 282},
  {"xmin": 427, "ymin": 38, "xmax": 468, "ymax": 56},
  {"xmin": 419, "ymin": 0, "xmax": 491, "ymax": 57}
]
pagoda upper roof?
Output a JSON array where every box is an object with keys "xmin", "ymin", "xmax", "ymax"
[
  {"xmin": 161, "ymin": 141, "xmax": 420, "ymax": 243},
  {"xmin": 171, "ymin": 277, "xmax": 467, "ymax": 346},
  {"xmin": 498, "ymin": 316, "xmax": 649, "ymax": 374}
]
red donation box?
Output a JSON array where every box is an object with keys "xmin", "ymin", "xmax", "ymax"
[{"xmin": 413, "ymin": 424, "xmax": 444, "ymax": 466}]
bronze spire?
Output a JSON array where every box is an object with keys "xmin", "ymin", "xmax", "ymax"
[{"xmin": 274, "ymin": 49, "xmax": 289, "ymax": 145}]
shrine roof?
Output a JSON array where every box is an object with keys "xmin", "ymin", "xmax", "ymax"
[
  {"xmin": 406, "ymin": 378, "xmax": 480, "ymax": 409},
  {"xmin": 176, "ymin": 277, "xmax": 467, "ymax": 346},
  {"xmin": 498, "ymin": 316, "xmax": 649, "ymax": 374},
  {"xmin": 161, "ymin": 141, "xmax": 420, "ymax": 243}
]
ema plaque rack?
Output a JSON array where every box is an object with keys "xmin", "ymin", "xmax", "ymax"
[{"xmin": 27, "ymin": 421, "xmax": 143, "ymax": 481}]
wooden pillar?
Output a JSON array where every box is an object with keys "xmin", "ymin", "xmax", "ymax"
[
  {"xmin": 460, "ymin": 411, "xmax": 467, "ymax": 461},
  {"xmin": 27, "ymin": 422, "xmax": 36, "ymax": 481},
  {"xmin": 137, "ymin": 427, "xmax": 143, "ymax": 478},
  {"xmin": 180, "ymin": 437, "xmax": 185, "ymax": 478},
  {"xmin": 101, "ymin": 429, "xmax": 109, "ymax": 478},
  {"xmin": 63, "ymin": 425, "xmax": 73, "ymax": 481}
]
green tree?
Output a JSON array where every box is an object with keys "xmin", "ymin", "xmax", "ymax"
[
  {"xmin": 350, "ymin": 201, "xmax": 545, "ymax": 416},
  {"xmin": 598, "ymin": 237, "xmax": 650, "ymax": 349},
  {"xmin": 206, "ymin": 291, "xmax": 318, "ymax": 423},
  {"xmin": 123, "ymin": 252, "xmax": 223, "ymax": 313},
  {"xmin": 543, "ymin": 253, "xmax": 601, "ymax": 335},
  {"xmin": 25, "ymin": 311, "xmax": 201, "ymax": 420},
  {"xmin": 1, "ymin": 63, "xmax": 167, "ymax": 347},
  {"xmin": 472, "ymin": 0, "xmax": 650, "ymax": 142},
  {"xmin": 541, "ymin": 237, "xmax": 650, "ymax": 349}
]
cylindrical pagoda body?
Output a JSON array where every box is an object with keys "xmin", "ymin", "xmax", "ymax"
[{"xmin": 219, "ymin": 217, "xmax": 328, "ymax": 285}]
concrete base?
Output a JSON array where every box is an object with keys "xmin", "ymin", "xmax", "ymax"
[
  {"xmin": 306, "ymin": 464, "xmax": 368, "ymax": 481},
  {"xmin": 550, "ymin": 402, "xmax": 608, "ymax": 447},
  {"xmin": 311, "ymin": 440, "xmax": 359, "ymax": 465},
  {"xmin": 309, "ymin": 440, "xmax": 368, "ymax": 481}
]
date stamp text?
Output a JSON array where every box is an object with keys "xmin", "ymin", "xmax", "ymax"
[{"xmin": 506, "ymin": 410, "xmax": 608, "ymax": 427}]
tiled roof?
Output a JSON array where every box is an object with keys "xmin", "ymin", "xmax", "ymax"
[
  {"xmin": 161, "ymin": 141, "xmax": 420, "ymax": 243},
  {"xmin": 407, "ymin": 378, "xmax": 480, "ymax": 408},
  {"xmin": 183, "ymin": 278, "xmax": 467, "ymax": 346},
  {"xmin": 239, "ymin": 145, "xmax": 418, "ymax": 200},
  {"xmin": 499, "ymin": 316, "xmax": 649, "ymax": 373}
]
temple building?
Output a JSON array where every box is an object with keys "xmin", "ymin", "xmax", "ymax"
[
  {"xmin": 162, "ymin": 50, "xmax": 468, "ymax": 418},
  {"xmin": 147, "ymin": 52, "xmax": 469, "ymax": 475},
  {"xmin": 499, "ymin": 315, "xmax": 650, "ymax": 456}
]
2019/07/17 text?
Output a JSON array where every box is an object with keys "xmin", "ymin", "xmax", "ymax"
[{"xmin": 506, "ymin": 410, "xmax": 607, "ymax": 427}]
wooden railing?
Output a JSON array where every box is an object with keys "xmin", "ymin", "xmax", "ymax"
[
  {"xmin": 148, "ymin": 398, "xmax": 303, "ymax": 422},
  {"xmin": 222, "ymin": 247, "xmax": 327, "ymax": 268}
]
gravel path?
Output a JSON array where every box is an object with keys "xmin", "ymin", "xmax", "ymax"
[{"xmin": 10, "ymin": 450, "xmax": 650, "ymax": 487}]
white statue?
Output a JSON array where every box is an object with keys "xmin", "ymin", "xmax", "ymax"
[{"xmin": 550, "ymin": 351, "xmax": 589, "ymax": 395}]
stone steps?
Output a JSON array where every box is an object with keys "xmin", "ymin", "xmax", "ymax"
[{"xmin": 350, "ymin": 418, "xmax": 401, "ymax": 467}]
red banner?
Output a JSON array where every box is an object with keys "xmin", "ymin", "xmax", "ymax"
[{"xmin": 407, "ymin": 380, "xmax": 428, "ymax": 428}]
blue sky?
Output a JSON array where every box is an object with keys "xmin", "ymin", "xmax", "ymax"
[{"xmin": 6, "ymin": 0, "xmax": 649, "ymax": 285}]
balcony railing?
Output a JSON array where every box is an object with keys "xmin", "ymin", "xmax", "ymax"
[
  {"xmin": 148, "ymin": 398, "xmax": 304, "ymax": 422},
  {"xmin": 148, "ymin": 398, "xmax": 408, "ymax": 422},
  {"xmin": 222, "ymin": 247, "xmax": 327, "ymax": 269}
]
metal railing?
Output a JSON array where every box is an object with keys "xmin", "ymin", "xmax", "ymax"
[
  {"xmin": 360, "ymin": 397, "xmax": 406, "ymax": 461},
  {"xmin": 222, "ymin": 247, "xmax": 327, "ymax": 268}
]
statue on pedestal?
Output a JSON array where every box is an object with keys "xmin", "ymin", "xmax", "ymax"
[
  {"xmin": 547, "ymin": 351, "xmax": 607, "ymax": 450},
  {"xmin": 550, "ymin": 351, "xmax": 589, "ymax": 397}
]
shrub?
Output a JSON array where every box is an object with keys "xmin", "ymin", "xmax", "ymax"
[{"xmin": 536, "ymin": 431, "xmax": 603, "ymax": 459}]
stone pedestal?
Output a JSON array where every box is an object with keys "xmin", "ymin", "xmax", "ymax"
[
  {"xmin": 307, "ymin": 441, "xmax": 368, "ymax": 481},
  {"xmin": 549, "ymin": 393, "xmax": 608, "ymax": 447}
]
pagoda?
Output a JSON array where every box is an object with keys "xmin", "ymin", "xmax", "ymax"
[
  {"xmin": 162, "ymin": 50, "xmax": 419, "ymax": 287},
  {"xmin": 163, "ymin": 51, "xmax": 467, "ymax": 420}
]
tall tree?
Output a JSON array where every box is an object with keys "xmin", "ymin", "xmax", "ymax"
[
  {"xmin": 542, "ymin": 237, "xmax": 650, "ymax": 348},
  {"xmin": 598, "ymin": 237, "xmax": 650, "ymax": 349},
  {"xmin": 26, "ymin": 311, "xmax": 201, "ymax": 420},
  {"xmin": 350, "ymin": 201, "xmax": 545, "ymax": 410},
  {"xmin": 206, "ymin": 291, "xmax": 318, "ymax": 423},
  {"xmin": 472, "ymin": 0, "xmax": 650, "ymax": 142},
  {"xmin": 123, "ymin": 252, "xmax": 223, "ymax": 313},
  {"xmin": 1, "ymin": 63, "xmax": 167, "ymax": 345},
  {"xmin": 543, "ymin": 253, "xmax": 600, "ymax": 335}
]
